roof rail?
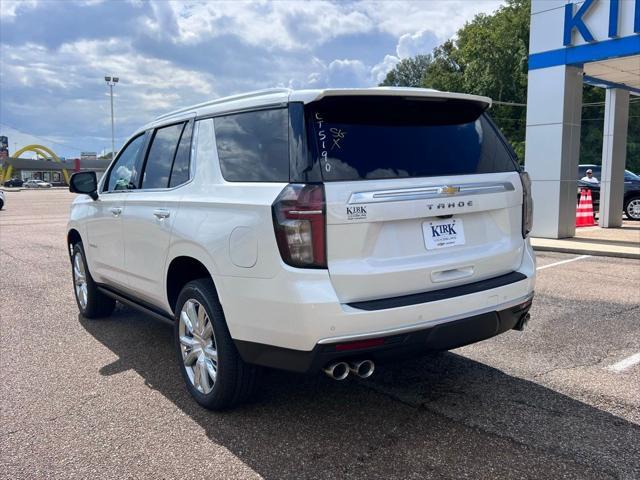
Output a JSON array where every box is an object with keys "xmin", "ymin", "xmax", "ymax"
[{"xmin": 154, "ymin": 88, "xmax": 292, "ymax": 121}]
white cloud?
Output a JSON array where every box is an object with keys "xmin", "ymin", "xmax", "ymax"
[
  {"xmin": 143, "ymin": 0, "xmax": 180, "ymax": 41},
  {"xmin": 370, "ymin": 55, "xmax": 401, "ymax": 84},
  {"xmin": 0, "ymin": 38, "xmax": 218, "ymax": 154},
  {"xmin": 360, "ymin": 0, "xmax": 503, "ymax": 38},
  {"xmin": 0, "ymin": 0, "xmax": 38, "ymax": 21},
  {"xmin": 162, "ymin": 1, "xmax": 503, "ymax": 51},
  {"xmin": 166, "ymin": 1, "xmax": 373, "ymax": 49},
  {"xmin": 396, "ymin": 30, "xmax": 439, "ymax": 59},
  {"xmin": 368, "ymin": 28, "xmax": 439, "ymax": 86},
  {"xmin": 0, "ymin": 0, "xmax": 506, "ymax": 157},
  {"xmin": 0, "ymin": 124, "xmax": 92, "ymax": 159},
  {"xmin": 291, "ymin": 57, "xmax": 370, "ymax": 89},
  {"xmin": 57, "ymin": 39, "xmax": 215, "ymax": 97}
]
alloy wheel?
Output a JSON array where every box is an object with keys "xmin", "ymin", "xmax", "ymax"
[
  {"xmin": 179, "ymin": 299, "xmax": 218, "ymax": 394},
  {"xmin": 627, "ymin": 199, "xmax": 640, "ymax": 220},
  {"xmin": 73, "ymin": 252, "xmax": 88, "ymax": 310}
]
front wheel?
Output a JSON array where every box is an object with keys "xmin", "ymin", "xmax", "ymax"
[
  {"xmin": 174, "ymin": 279, "xmax": 257, "ymax": 410},
  {"xmin": 624, "ymin": 196, "xmax": 640, "ymax": 221},
  {"xmin": 71, "ymin": 242, "xmax": 116, "ymax": 318}
]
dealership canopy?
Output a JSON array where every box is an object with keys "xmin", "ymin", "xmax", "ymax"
[{"xmin": 525, "ymin": 0, "xmax": 639, "ymax": 238}]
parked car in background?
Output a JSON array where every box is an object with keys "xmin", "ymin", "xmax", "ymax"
[
  {"xmin": 3, "ymin": 178, "xmax": 23, "ymax": 187},
  {"xmin": 577, "ymin": 164, "xmax": 640, "ymax": 220},
  {"xmin": 67, "ymin": 87, "xmax": 536, "ymax": 410},
  {"xmin": 23, "ymin": 179, "xmax": 52, "ymax": 188},
  {"xmin": 0, "ymin": 190, "xmax": 5, "ymax": 210}
]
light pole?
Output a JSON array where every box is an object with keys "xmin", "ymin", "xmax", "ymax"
[{"xmin": 104, "ymin": 76, "xmax": 119, "ymax": 160}]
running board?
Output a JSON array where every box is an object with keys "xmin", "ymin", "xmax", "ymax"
[{"xmin": 97, "ymin": 286, "xmax": 174, "ymax": 326}]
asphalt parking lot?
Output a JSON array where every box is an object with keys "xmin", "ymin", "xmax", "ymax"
[{"xmin": 1, "ymin": 189, "xmax": 639, "ymax": 479}]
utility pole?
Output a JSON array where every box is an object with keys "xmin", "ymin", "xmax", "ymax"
[{"xmin": 104, "ymin": 76, "xmax": 119, "ymax": 159}]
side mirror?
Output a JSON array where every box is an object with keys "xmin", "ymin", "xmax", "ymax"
[{"xmin": 69, "ymin": 171, "xmax": 98, "ymax": 200}]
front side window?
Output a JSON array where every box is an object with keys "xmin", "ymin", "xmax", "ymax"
[
  {"xmin": 214, "ymin": 108, "xmax": 289, "ymax": 182},
  {"xmin": 142, "ymin": 123, "xmax": 185, "ymax": 189},
  {"xmin": 105, "ymin": 134, "xmax": 146, "ymax": 191}
]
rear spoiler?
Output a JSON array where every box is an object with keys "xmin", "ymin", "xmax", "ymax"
[{"xmin": 290, "ymin": 88, "xmax": 492, "ymax": 110}]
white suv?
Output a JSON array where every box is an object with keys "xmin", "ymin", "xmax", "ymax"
[{"xmin": 67, "ymin": 88, "xmax": 535, "ymax": 409}]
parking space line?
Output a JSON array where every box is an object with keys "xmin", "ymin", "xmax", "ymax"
[
  {"xmin": 536, "ymin": 255, "xmax": 591, "ymax": 271},
  {"xmin": 606, "ymin": 353, "xmax": 640, "ymax": 373}
]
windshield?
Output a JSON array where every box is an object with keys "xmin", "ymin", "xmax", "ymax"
[
  {"xmin": 306, "ymin": 96, "xmax": 518, "ymax": 182},
  {"xmin": 625, "ymin": 170, "xmax": 640, "ymax": 181}
]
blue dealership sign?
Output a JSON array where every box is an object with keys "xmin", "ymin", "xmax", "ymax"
[{"xmin": 564, "ymin": 0, "xmax": 640, "ymax": 46}]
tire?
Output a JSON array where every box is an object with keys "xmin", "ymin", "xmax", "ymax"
[
  {"xmin": 624, "ymin": 196, "xmax": 640, "ymax": 221},
  {"xmin": 0, "ymin": 200, "xmax": 3, "ymax": 210},
  {"xmin": 174, "ymin": 279, "xmax": 257, "ymax": 410},
  {"xmin": 70, "ymin": 242, "xmax": 116, "ymax": 318}
]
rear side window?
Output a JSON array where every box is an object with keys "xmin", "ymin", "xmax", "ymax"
[
  {"xmin": 142, "ymin": 123, "xmax": 185, "ymax": 189},
  {"xmin": 105, "ymin": 134, "xmax": 146, "ymax": 191},
  {"xmin": 169, "ymin": 121, "xmax": 193, "ymax": 187},
  {"xmin": 306, "ymin": 96, "xmax": 517, "ymax": 181},
  {"xmin": 214, "ymin": 108, "xmax": 288, "ymax": 182}
]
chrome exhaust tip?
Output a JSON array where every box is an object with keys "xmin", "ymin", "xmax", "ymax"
[
  {"xmin": 323, "ymin": 361, "xmax": 350, "ymax": 381},
  {"xmin": 513, "ymin": 312, "xmax": 531, "ymax": 331},
  {"xmin": 350, "ymin": 360, "xmax": 375, "ymax": 379}
]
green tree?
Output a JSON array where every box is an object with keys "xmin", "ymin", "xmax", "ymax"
[
  {"xmin": 628, "ymin": 99, "xmax": 640, "ymax": 173},
  {"xmin": 377, "ymin": 0, "xmax": 640, "ymax": 171},
  {"xmin": 423, "ymin": 0, "xmax": 530, "ymax": 160},
  {"xmin": 379, "ymin": 55, "xmax": 432, "ymax": 87},
  {"xmin": 580, "ymin": 86, "xmax": 606, "ymax": 166}
]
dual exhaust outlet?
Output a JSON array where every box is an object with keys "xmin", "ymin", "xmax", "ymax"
[{"xmin": 323, "ymin": 360, "xmax": 375, "ymax": 380}]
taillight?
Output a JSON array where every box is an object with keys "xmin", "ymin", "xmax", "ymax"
[
  {"xmin": 520, "ymin": 171, "xmax": 533, "ymax": 238},
  {"xmin": 272, "ymin": 184, "xmax": 327, "ymax": 268}
]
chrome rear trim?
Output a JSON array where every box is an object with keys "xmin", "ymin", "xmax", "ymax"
[{"xmin": 348, "ymin": 181, "xmax": 514, "ymax": 204}]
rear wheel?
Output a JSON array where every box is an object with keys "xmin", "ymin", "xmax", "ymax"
[
  {"xmin": 624, "ymin": 196, "xmax": 640, "ymax": 221},
  {"xmin": 71, "ymin": 242, "xmax": 116, "ymax": 318},
  {"xmin": 174, "ymin": 279, "xmax": 257, "ymax": 410}
]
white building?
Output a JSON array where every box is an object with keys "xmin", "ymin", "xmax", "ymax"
[{"xmin": 525, "ymin": 0, "xmax": 639, "ymax": 237}]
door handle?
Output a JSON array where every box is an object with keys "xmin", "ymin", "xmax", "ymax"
[
  {"xmin": 153, "ymin": 209, "xmax": 170, "ymax": 219},
  {"xmin": 109, "ymin": 207, "xmax": 122, "ymax": 217},
  {"xmin": 431, "ymin": 266, "xmax": 474, "ymax": 283}
]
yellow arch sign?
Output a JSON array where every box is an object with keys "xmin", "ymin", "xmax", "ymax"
[{"xmin": 1, "ymin": 144, "xmax": 70, "ymax": 184}]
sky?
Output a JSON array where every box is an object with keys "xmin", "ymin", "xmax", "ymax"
[{"xmin": 0, "ymin": 0, "xmax": 504, "ymax": 159}]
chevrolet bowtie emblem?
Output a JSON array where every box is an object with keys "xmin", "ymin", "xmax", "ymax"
[{"xmin": 439, "ymin": 185, "xmax": 460, "ymax": 195}]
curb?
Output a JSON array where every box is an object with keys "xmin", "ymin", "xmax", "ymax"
[
  {"xmin": 532, "ymin": 245, "xmax": 640, "ymax": 260},
  {"xmin": 0, "ymin": 187, "xmax": 68, "ymax": 192}
]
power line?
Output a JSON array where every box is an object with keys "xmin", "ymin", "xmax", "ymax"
[
  {"xmin": 493, "ymin": 100, "xmax": 527, "ymax": 107},
  {"xmin": 493, "ymin": 115, "xmax": 640, "ymax": 121},
  {"xmin": 492, "ymin": 97, "xmax": 640, "ymax": 108}
]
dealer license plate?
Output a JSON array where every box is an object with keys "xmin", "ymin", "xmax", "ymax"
[{"xmin": 423, "ymin": 218, "xmax": 466, "ymax": 250}]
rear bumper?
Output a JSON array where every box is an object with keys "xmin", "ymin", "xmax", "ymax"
[
  {"xmin": 235, "ymin": 294, "xmax": 533, "ymax": 374},
  {"xmin": 219, "ymin": 241, "xmax": 535, "ymax": 353}
]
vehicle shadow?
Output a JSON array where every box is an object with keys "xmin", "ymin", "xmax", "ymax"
[{"xmin": 80, "ymin": 308, "xmax": 639, "ymax": 480}]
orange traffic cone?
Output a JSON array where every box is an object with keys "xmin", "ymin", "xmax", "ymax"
[{"xmin": 576, "ymin": 188, "xmax": 597, "ymax": 227}]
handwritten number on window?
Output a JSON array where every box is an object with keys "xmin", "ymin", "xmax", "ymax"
[{"xmin": 315, "ymin": 113, "xmax": 331, "ymax": 173}]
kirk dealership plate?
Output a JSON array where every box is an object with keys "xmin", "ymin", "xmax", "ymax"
[{"xmin": 423, "ymin": 218, "xmax": 465, "ymax": 250}]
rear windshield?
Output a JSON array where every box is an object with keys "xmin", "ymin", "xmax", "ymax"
[{"xmin": 306, "ymin": 96, "xmax": 518, "ymax": 181}]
